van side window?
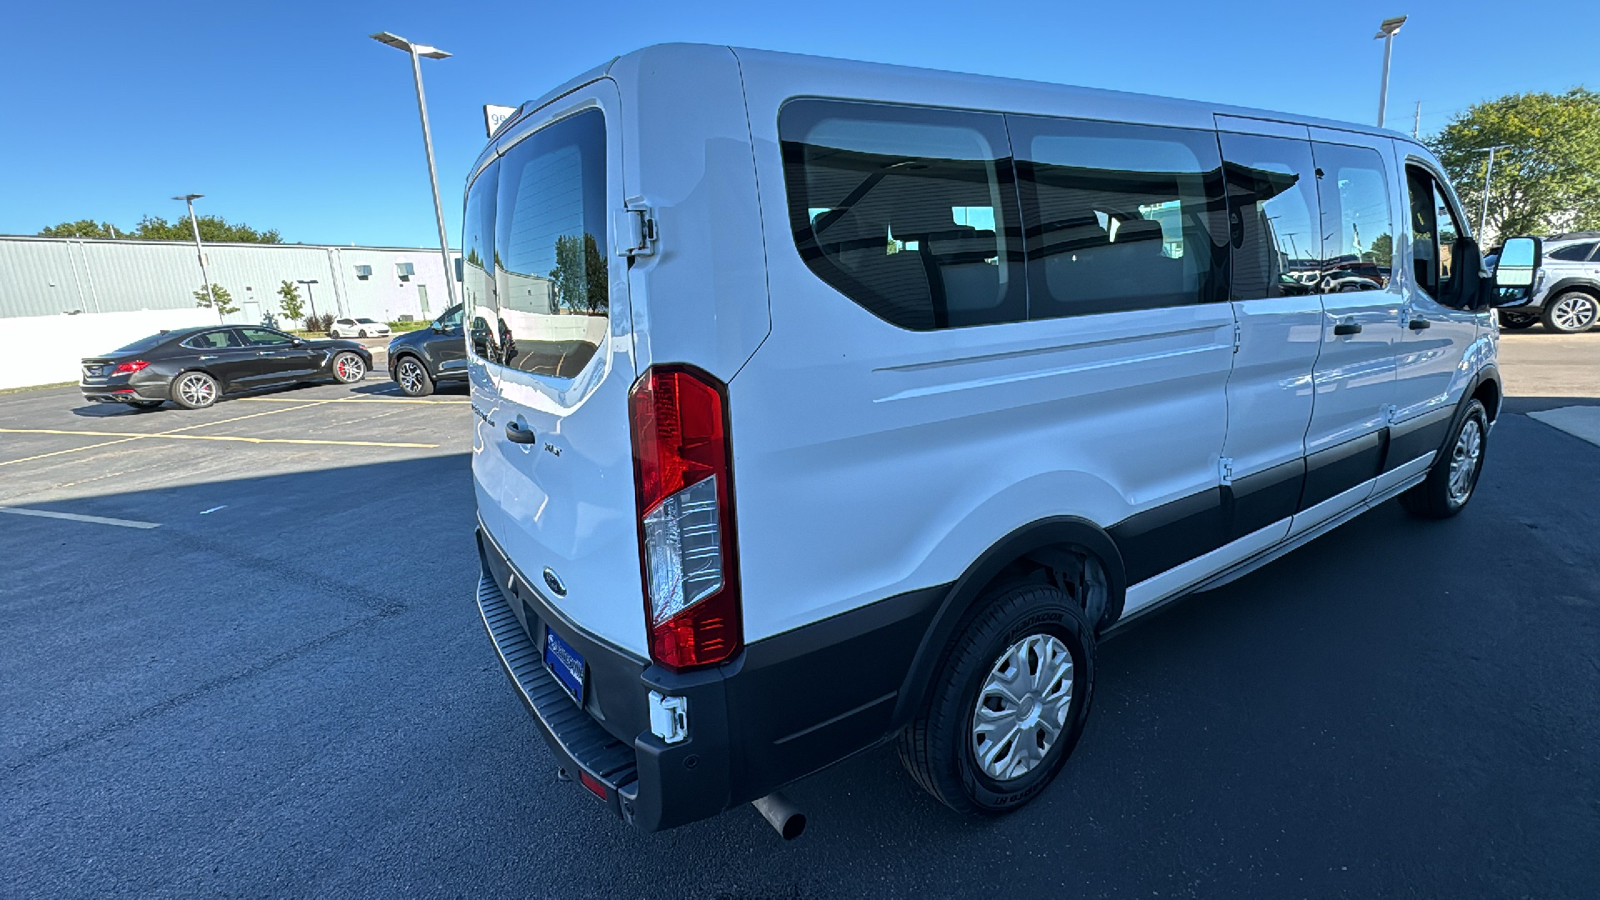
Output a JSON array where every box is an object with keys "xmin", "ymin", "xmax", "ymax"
[
  {"xmin": 1219, "ymin": 133, "xmax": 1323, "ymax": 300},
  {"xmin": 1406, "ymin": 166, "xmax": 1467, "ymax": 302},
  {"xmin": 1012, "ymin": 116, "xmax": 1229, "ymax": 317},
  {"xmin": 1313, "ymin": 143, "xmax": 1394, "ymax": 292},
  {"xmin": 779, "ymin": 100, "xmax": 1025, "ymax": 330},
  {"xmin": 464, "ymin": 159, "xmax": 501, "ymax": 362},
  {"xmin": 494, "ymin": 109, "xmax": 610, "ymax": 378}
]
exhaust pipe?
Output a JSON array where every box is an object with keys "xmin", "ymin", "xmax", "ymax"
[{"xmin": 751, "ymin": 792, "xmax": 806, "ymax": 840}]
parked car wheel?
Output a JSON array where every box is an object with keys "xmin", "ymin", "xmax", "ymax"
[
  {"xmin": 1497, "ymin": 311, "xmax": 1538, "ymax": 330},
  {"xmin": 358, "ymin": 329, "xmax": 369, "ymax": 338},
  {"xmin": 1541, "ymin": 291, "xmax": 1599, "ymax": 334},
  {"xmin": 394, "ymin": 356, "xmax": 434, "ymax": 397},
  {"xmin": 172, "ymin": 371, "xmax": 219, "ymax": 410},
  {"xmin": 897, "ymin": 581, "xmax": 1094, "ymax": 815},
  {"xmin": 332, "ymin": 352, "xmax": 366, "ymax": 384},
  {"xmin": 1401, "ymin": 398, "xmax": 1488, "ymax": 519}
]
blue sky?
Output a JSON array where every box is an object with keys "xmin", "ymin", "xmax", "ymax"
[{"xmin": 2, "ymin": 0, "xmax": 1592, "ymax": 249}]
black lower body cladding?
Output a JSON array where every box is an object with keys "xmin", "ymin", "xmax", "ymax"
[{"xmin": 475, "ymin": 525, "xmax": 945, "ymax": 832}]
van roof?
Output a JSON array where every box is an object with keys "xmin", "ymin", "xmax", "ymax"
[{"xmin": 483, "ymin": 43, "xmax": 1421, "ymax": 174}]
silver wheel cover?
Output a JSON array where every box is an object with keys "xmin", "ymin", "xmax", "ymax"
[
  {"xmin": 1552, "ymin": 295, "xmax": 1598, "ymax": 331},
  {"xmin": 971, "ymin": 633, "xmax": 1075, "ymax": 781},
  {"xmin": 179, "ymin": 374, "xmax": 215, "ymax": 407},
  {"xmin": 397, "ymin": 360, "xmax": 425, "ymax": 394},
  {"xmin": 335, "ymin": 355, "xmax": 364, "ymax": 382},
  {"xmin": 1447, "ymin": 416, "xmax": 1483, "ymax": 505}
]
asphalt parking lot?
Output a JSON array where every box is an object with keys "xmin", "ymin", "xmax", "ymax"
[{"xmin": 2, "ymin": 334, "xmax": 1598, "ymax": 899}]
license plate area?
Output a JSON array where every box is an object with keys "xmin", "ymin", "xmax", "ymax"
[{"xmin": 543, "ymin": 625, "xmax": 587, "ymax": 707}]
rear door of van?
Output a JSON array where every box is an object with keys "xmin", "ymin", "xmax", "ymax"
[{"xmin": 469, "ymin": 82, "xmax": 648, "ymax": 657}]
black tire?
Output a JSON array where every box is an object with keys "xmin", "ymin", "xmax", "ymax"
[
  {"xmin": 393, "ymin": 355, "xmax": 434, "ymax": 397},
  {"xmin": 1497, "ymin": 311, "xmax": 1537, "ymax": 330},
  {"xmin": 331, "ymin": 351, "xmax": 366, "ymax": 384},
  {"xmin": 1541, "ymin": 290, "xmax": 1600, "ymax": 334},
  {"xmin": 171, "ymin": 371, "xmax": 219, "ymax": 410},
  {"xmin": 124, "ymin": 399, "xmax": 164, "ymax": 409},
  {"xmin": 897, "ymin": 582, "xmax": 1095, "ymax": 815},
  {"xmin": 358, "ymin": 329, "xmax": 368, "ymax": 338},
  {"xmin": 1401, "ymin": 398, "xmax": 1488, "ymax": 519}
]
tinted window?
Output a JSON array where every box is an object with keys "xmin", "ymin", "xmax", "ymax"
[
  {"xmin": 780, "ymin": 100, "xmax": 1025, "ymax": 330},
  {"xmin": 1432, "ymin": 182, "xmax": 1464, "ymax": 296},
  {"xmin": 1407, "ymin": 166, "xmax": 1467, "ymax": 302},
  {"xmin": 1014, "ymin": 116, "xmax": 1228, "ymax": 317},
  {"xmin": 356, "ymin": 318, "xmax": 378, "ymax": 324},
  {"xmin": 1549, "ymin": 242, "xmax": 1598, "ymax": 261},
  {"xmin": 494, "ymin": 109, "xmax": 609, "ymax": 378},
  {"xmin": 115, "ymin": 333, "xmax": 173, "ymax": 354},
  {"xmin": 238, "ymin": 328, "xmax": 293, "ymax": 346},
  {"xmin": 1314, "ymin": 143, "xmax": 1394, "ymax": 292},
  {"xmin": 182, "ymin": 330, "xmax": 243, "ymax": 349},
  {"xmin": 1220, "ymin": 133, "xmax": 1322, "ymax": 300},
  {"xmin": 463, "ymin": 159, "xmax": 500, "ymax": 361}
]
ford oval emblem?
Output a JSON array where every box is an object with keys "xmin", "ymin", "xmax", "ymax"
[{"xmin": 542, "ymin": 567, "xmax": 567, "ymax": 597}]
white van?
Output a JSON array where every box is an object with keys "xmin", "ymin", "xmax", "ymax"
[{"xmin": 468, "ymin": 44, "xmax": 1542, "ymax": 836}]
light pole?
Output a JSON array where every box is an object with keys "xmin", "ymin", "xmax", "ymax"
[
  {"xmin": 174, "ymin": 193, "xmax": 216, "ymax": 320},
  {"xmin": 370, "ymin": 31, "xmax": 460, "ymax": 311},
  {"xmin": 1374, "ymin": 16, "xmax": 1408, "ymax": 128},
  {"xmin": 297, "ymin": 279, "xmax": 321, "ymax": 325},
  {"xmin": 1473, "ymin": 144, "xmax": 1512, "ymax": 238}
]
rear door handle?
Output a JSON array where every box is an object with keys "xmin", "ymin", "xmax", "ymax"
[
  {"xmin": 505, "ymin": 420, "xmax": 537, "ymax": 444},
  {"xmin": 1333, "ymin": 320, "xmax": 1363, "ymax": 336},
  {"xmin": 1408, "ymin": 318, "xmax": 1431, "ymax": 330}
]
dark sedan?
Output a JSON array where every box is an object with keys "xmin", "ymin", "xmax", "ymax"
[{"xmin": 80, "ymin": 325, "xmax": 373, "ymax": 410}]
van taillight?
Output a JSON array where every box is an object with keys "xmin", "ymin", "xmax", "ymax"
[{"xmin": 630, "ymin": 365, "xmax": 740, "ymax": 672}]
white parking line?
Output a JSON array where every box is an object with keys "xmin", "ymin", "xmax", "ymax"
[{"xmin": 0, "ymin": 506, "xmax": 160, "ymax": 529}]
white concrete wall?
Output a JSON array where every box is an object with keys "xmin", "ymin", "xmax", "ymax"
[{"xmin": 0, "ymin": 308, "xmax": 218, "ymax": 390}]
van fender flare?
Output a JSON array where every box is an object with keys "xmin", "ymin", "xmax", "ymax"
[{"xmin": 891, "ymin": 516, "xmax": 1127, "ymax": 728}]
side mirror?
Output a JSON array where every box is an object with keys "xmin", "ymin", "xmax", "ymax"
[{"xmin": 1490, "ymin": 236, "xmax": 1542, "ymax": 308}]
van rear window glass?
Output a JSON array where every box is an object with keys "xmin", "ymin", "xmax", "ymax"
[
  {"xmin": 780, "ymin": 100, "xmax": 1025, "ymax": 330},
  {"xmin": 463, "ymin": 159, "xmax": 500, "ymax": 362},
  {"xmin": 494, "ymin": 109, "xmax": 609, "ymax": 378},
  {"xmin": 1012, "ymin": 116, "xmax": 1229, "ymax": 317}
]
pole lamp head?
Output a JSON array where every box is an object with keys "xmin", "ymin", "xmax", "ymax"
[
  {"xmin": 1374, "ymin": 15, "xmax": 1407, "ymax": 38},
  {"xmin": 370, "ymin": 32, "xmax": 451, "ymax": 59},
  {"xmin": 173, "ymin": 194, "xmax": 203, "ymax": 202}
]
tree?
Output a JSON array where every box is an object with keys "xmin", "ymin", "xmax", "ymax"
[
  {"xmin": 1429, "ymin": 88, "xmax": 1600, "ymax": 241},
  {"xmin": 549, "ymin": 233, "xmax": 608, "ymax": 314},
  {"xmin": 277, "ymin": 280, "xmax": 305, "ymax": 321},
  {"xmin": 39, "ymin": 220, "xmax": 119, "ymax": 239},
  {"xmin": 194, "ymin": 284, "xmax": 238, "ymax": 316},
  {"xmin": 38, "ymin": 213, "xmax": 283, "ymax": 243},
  {"xmin": 133, "ymin": 215, "xmax": 283, "ymax": 244},
  {"xmin": 1366, "ymin": 233, "xmax": 1393, "ymax": 267}
]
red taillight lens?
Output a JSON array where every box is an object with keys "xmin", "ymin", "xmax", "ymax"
[
  {"xmin": 630, "ymin": 365, "xmax": 741, "ymax": 672},
  {"xmin": 113, "ymin": 360, "xmax": 150, "ymax": 375}
]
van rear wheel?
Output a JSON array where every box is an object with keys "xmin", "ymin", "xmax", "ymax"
[{"xmin": 897, "ymin": 582, "xmax": 1094, "ymax": 814}]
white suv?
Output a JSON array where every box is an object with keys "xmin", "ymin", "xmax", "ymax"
[{"xmin": 466, "ymin": 44, "xmax": 1540, "ymax": 836}]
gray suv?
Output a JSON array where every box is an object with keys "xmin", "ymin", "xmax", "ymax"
[{"xmin": 1497, "ymin": 232, "xmax": 1600, "ymax": 333}]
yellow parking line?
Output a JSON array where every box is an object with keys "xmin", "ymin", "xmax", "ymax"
[
  {"xmin": 235, "ymin": 396, "xmax": 466, "ymax": 405},
  {"xmin": 0, "ymin": 436, "xmax": 146, "ymax": 468},
  {"xmin": 0, "ymin": 428, "xmax": 437, "ymax": 450},
  {"xmin": 160, "ymin": 399, "xmax": 339, "ymax": 433},
  {"xmin": 0, "ymin": 401, "xmax": 335, "ymax": 468}
]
